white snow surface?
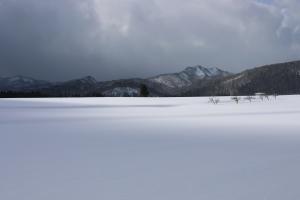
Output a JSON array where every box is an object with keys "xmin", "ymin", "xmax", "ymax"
[{"xmin": 1, "ymin": 95, "xmax": 300, "ymax": 200}]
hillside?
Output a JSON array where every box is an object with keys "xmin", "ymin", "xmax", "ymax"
[{"xmin": 184, "ymin": 61, "xmax": 300, "ymax": 96}]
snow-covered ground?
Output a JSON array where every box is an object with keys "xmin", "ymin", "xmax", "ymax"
[{"xmin": 1, "ymin": 96, "xmax": 300, "ymax": 200}]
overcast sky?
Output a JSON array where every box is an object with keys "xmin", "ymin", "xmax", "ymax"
[{"xmin": 0, "ymin": 0, "xmax": 300, "ymax": 81}]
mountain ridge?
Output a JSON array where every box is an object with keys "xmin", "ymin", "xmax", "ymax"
[{"xmin": 1, "ymin": 61, "xmax": 300, "ymax": 97}]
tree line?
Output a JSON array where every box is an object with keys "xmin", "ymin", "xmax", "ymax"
[{"xmin": 0, "ymin": 91, "xmax": 47, "ymax": 98}]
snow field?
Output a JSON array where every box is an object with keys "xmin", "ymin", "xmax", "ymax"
[{"xmin": 0, "ymin": 96, "xmax": 300, "ymax": 200}]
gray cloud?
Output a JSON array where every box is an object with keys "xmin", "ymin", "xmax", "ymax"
[{"xmin": 0, "ymin": 0, "xmax": 300, "ymax": 81}]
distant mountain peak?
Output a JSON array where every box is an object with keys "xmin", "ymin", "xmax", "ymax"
[
  {"xmin": 66, "ymin": 76, "xmax": 97, "ymax": 85},
  {"xmin": 182, "ymin": 65, "xmax": 230, "ymax": 78},
  {"xmin": 149, "ymin": 65, "xmax": 231, "ymax": 89},
  {"xmin": 8, "ymin": 75, "xmax": 34, "ymax": 82},
  {"xmin": 81, "ymin": 76, "xmax": 97, "ymax": 84},
  {"xmin": 0, "ymin": 75, "xmax": 51, "ymax": 91}
]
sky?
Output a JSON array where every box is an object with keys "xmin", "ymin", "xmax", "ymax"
[{"xmin": 0, "ymin": 0, "xmax": 300, "ymax": 81}]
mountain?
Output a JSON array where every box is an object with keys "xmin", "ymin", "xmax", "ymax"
[
  {"xmin": 146, "ymin": 66, "xmax": 231, "ymax": 96},
  {"xmin": 149, "ymin": 66, "xmax": 230, "ymax": 88},
  {"xmin": 0, "ymin": 76, "xmax": 52, "ymax": 91},
  {"xmin": 1, "ymin": 61, "xmax": 300, "ymax": 97},
  {"xmin": 184, "ymin": 61, "xmax": 300, "ymax": 96},
  {"xmin": 43, "ymin": 76, "xmax": 100, "ymax": 97},
  {"xmin": 89, "ymin": 66, "xmax": 231, "ymax": 97},
  {"xmin": 96, "ymin": 79, "xmax": 144, "ymax": 97}
]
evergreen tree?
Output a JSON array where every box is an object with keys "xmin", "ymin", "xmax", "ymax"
[{"xmin": 140, "ymin": 84, "xmax": 149, "ymax": 97}]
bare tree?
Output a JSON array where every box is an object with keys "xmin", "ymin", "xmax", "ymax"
[
  {"xmin": 209, "ymin": 97, "xmax": 220, "ymax": 104},
  {"xmin": 231, "ymin": 96, "xmax": 241, "ymax": 104},
  {"xmin": 255, "ymin": 93, "xmax": 265, "ymax": 101},
  {"xmin": 244, "ymin": 96, "xmax": 255, "ymax": 103},
  {"xmin": 264, "ymin": 94, "xmax": 270, "ymax": 101}
]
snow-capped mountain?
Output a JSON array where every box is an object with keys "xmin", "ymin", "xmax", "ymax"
[
  {"xmin": 183, "ymin": 60, "xmax": 300, "ymax": 96},
  {"xmin": 148, "ymin": 65, "xmax": 231, "ymax": 89},
  {"xmin": 183, "ymin": 66, "xmax": 230, "ymax": 78},
  {"xmin": 6, "ymin": 61, "xmax": 300, "ymax": 97},
  {"xmin": 0, "ymin": 66, "xmax": 232, "ymax": 97},
  {"xmin": 0, "ymin": 75, "xmax": 51, "ymax": 91}
]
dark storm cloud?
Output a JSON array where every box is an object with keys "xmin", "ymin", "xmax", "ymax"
[
  {"xmin": 0, "ymin": 0, "xmax": 108, "ymax": 80},
  {"xmin": 0, "ymin": 0, "xmax": 300, "ymax": 80}
]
